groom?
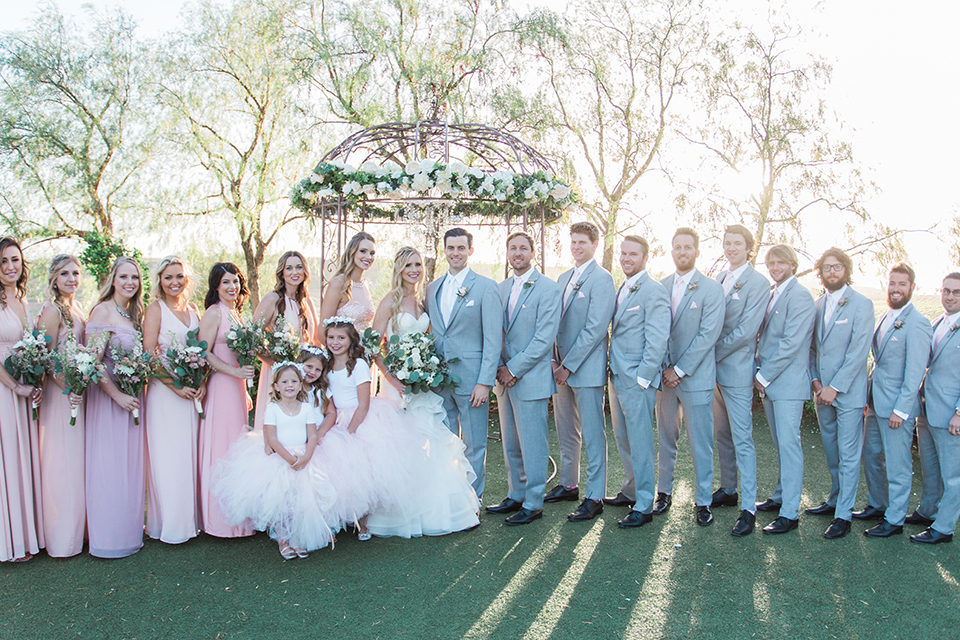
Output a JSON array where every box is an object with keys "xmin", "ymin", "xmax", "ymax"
[{"xmin": 426, "ymin": 228, "xmax": 502, "ymax": 499}]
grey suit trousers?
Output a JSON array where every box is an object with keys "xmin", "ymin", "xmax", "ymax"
[
  {"xmin": 863, "ymin": 410, "xmax": 915, "ymax": 526},
  {"xmin": 713, "ymin": 384, "xmax": 757, "ymax": 508},
  {"xmin": 927, "ymin": 425, "xmax": 960, "ymax": 535},
  {"xmin": 440, "ymin": 389, "xmax": 490, "ymax": 498},
  {"xmin": 916, "ymin": 419, "xmax": 942, "ymax": 520},
  {"xmin": 553, "ymin": 384, "xmax": 607, "ymax": 500},
  {"xmin": 497, "ymin": 388, "xmax": 549, "ymax": 510},
  {"xmin": 762, "ymin": 398, "xmax": 804, "ymax": 520},
  {"xmin": 656, "ymin": 386, "xmax": 714, "ymax": 506},
  {"xmin": 609, "ymin": 378, "xmax": 657, "ymax": 514},
  {"xmin": 813, "ymin": 403, "xmax": 864, "ymax": 520}
]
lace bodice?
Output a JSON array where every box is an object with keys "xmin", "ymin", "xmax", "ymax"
[{"xmin": 336, "ymin": 281, "xmax": 375, "ymax": 331}]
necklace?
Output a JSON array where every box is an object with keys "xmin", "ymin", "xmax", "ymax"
[
  {"xmin": 278, "ymin": 400, "xmax": 300, "ymax": 416},
  {"xmin": 115, "ymin": 304, "xmax": 131, "ymax": 319}
]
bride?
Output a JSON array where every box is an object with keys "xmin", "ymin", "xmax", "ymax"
[{"xmin": 365, "ymin": 246, "xmax": 480, "ymax": 537}]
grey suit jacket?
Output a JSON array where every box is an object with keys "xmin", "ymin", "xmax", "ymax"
[
  {"xmin": 868, "ymin": 303, "xmax": 932, "ymax": 420},
  {"xmin": 809, "ymin": 287, "xmax": 874, "ymax": 411},
  {"xmin": 659, "ymin": 269, "xmax": 724, "ymax": 393},
  {"xmin": 923, "ymin": 315, "xmax": 960, "ymax": 428},
  {"xmin": 715, "ymin": 265, "xmax": 769, "ymax": 388},
  {"xmin": 756, "ymin": 277, "xmax": 815, "ymax": 401},
  {"xmin": 555, "ymin": 261, "xmax": 616, "ymax": 388},
  {"xmin": 609, "ymin": 272, "xmax": 671, "ymax": 390},
  {"xmin": 498, "ymin": 270, "xmax": 560, "ymax": 401},
  {"xmin": 426, "ymin": 269, "xmax": 503, "ymax": 394}
]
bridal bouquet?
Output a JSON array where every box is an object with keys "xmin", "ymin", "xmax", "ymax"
[
  {"xmin": 52, "ymin": 331, "xmax": 107, "ymax": 425},
  {"xmin": 361, "ymin": 327, "xmax": 383, "ymax": 361},
  {"xmin": 3, "ymin": 328, "xmax": 55, "ymax": 419},
  {"xmin": 164, "ymin": 328, "xmax": 211, "ymax": 418},
  {"xmin": 265, "ymin": 315, "xmax": 301, "ymax": 362},
  {"xmin": 382, "ymin": 332, "xmax": 459, "ymax": 395},
  {"xmin": 110, "ymin": 335, "xmax": 154, "ymax": 425},
  {"xmin": 226, "ymin": 317, "xmax": 266, "ymax": 387}
]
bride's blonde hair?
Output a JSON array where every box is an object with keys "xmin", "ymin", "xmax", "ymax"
[{"xmin": 387, "ymin": 246, "xmax": 423, "ymax": 335}]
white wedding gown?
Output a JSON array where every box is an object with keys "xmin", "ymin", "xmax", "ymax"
[{"xmin": 365, "ymin": 312, "xmax": 481, "ymax": 537}]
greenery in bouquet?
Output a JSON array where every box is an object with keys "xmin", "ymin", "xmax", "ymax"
[
  {"xmin": 52, "ymin": 331, "xmax": 107, "ymax": 425},
  {"xmin": 3, "ymin": 327, "xmax": 55, "ymax": 420},
  {"xmin": 226, "ymin": 317, "xmax": 267, "ymax": 367},
  {"xmin": 110, "ymin": 334, "xmax": 154, "ymax": 425},
  {"xmin": 382, "ymin": 332, "xmax": 459, "ymax": 395},
  {"xmin": 163, "ymin": 327, "xmax": 211, "ymax": 418},
  {"xmin": 361, "ymin": 327, "xmax": 383, "ymax": 361},
  {"xmin": 265, "ymin": 315, "xmax": 301, "ymax": 362}
]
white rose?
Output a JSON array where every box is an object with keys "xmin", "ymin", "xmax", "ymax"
[
  {"xmin": 420, "ymin": 158, "xmax": 438, "ymax": 173},
  {"xmin": 226, "ymin": 331, "xmax": 238, "ymax": 340},
  {"xmin": 524, "ymin": 187, "xmax": 536, "ymax": 200},
  {"xmin": 342, "ymin": 164, "xmax": 357, "ymax": 175},
  {"xmin": 309, "ymin": 172, "xmax": 324, "ymax": 184},
  {"xmin": 360, "ymin": 160, "xmax": 380, "ymax": 174},
  {"xmin": 411, "ymin": 173, "xmax": 434, "ymax": 192},
  {"xmin": 548, "ymin": 184, "xmax": 571, "ymax": 200},
  {"xmin": 404, "ymin": 160, "xmax": 421, "ymax": 175}
]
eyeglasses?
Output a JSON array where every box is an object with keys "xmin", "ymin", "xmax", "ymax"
[
  {"xmin": 821, "ymin": 264, "xmax": 844, "ymax": 273},
  {"xmin": 942, "ymin": 288, "xmax": 960, "ymax": 298}
]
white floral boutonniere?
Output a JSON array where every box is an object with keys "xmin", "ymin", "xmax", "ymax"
[
  {"xmin": 837, "ymin": 298, "xmax": 849, "ymax": 309},
  {"xmin": 457, "ymin": 286, "xmax": 469, "ymax": 300},
  {"xmin": 685, "ymin": 281, "xmax": 699, "ymax": 295},
  {"xmin": 950, "ymin": 322, "xmax": 959, "ymax": 333},
  {"xmin": 523, "ymin": 281, "xmax": 534, "ymax": 291},
  {"xmin": 629, "ymin": 282, "xmax": 640, "ymax": 294},
  {"xmin": 733, "ymin": 280, "xmax": 744, "ymax": 292},
  {"xmin": 571, "ymin": 279, "xmax": 585, "ymax": 294},
  {"xmin": 893, "ymin": 319, "xmax": 904, "ymax": 331}
]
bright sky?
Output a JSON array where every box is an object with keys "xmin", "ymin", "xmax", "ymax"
[{"xmin": 3, "ymin": 0, "xmax": 957, "ymax": 291}]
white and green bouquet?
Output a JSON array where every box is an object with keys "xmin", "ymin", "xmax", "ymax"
[
  {"xmin": 110, "ymin": 334, "xmax": 154, "ymax": 425},
  {"xmin": 265, "ymin": 315, "xmax": 301, "ymax": 363},
  {"xmin": 382, "ymin": 332, "xmax": 459, "ymax": 396},
  {"xmin": 3, "ymin": 327, "xmax": 55, "ymax": 420},
  {"xmin": 52, "ymin": 332, "xmax": 107, "ymax": 425},
  {"xmin": 163, "ymin": 328, "xmax": 211, "ymax": 418}
]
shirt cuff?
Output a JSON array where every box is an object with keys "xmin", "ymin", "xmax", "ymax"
[
  {"xmin": 673, "ymin": 365, "xmax": 686, "ymax": 378},
  {"xmin": 637, "ymin": 376, "xmax": 651, "ymax": 390},
  {"xmin": 893, "ymin": 409, "xmax": 909, "ymax": 420},
  {"xmin": 507, "ymin": 366, "xmax": 517, "ymax": 379},
  {"xmin": 755, "ymin": 372, "xmax": 770, "ymax": 388}
]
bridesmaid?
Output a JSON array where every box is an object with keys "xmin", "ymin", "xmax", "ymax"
[
  {"xmin": 197, "ymin": 262, "xmax": 255, "ymax": 538},
  {"xmin": 142, "ymin": 256, "xmax": 202, "ymax": 544},
  {"xmin": 85, "ymin": 256, "xmax": 146, "ymax": 558},
  {"xmin": 319, "ymin": 232, "xmax": 377, "ymax": 332},
  {"xmin": 0, "ymin": 236, "xmax": 42, "ymax": 563},
  {"xmin": 251, "ymin": 251, "xmax": 318, "ymax": 431},
  {"xmin": 36, "ymin": 254, "xmax": 86, "ymax": 558}
]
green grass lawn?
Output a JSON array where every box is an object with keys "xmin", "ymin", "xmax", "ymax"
[{"xmin": 3, "ymin": 412, "xmax": 959, "ymax": 640}]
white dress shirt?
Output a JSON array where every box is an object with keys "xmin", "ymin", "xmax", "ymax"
[{"xmin": 440, "ymin": 267, "xmax": 470, "ymax": 326}]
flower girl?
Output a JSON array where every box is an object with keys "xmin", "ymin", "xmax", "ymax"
[{"xmin": 214, "ymin": 362, "xmax": 336, "ymax": 558}]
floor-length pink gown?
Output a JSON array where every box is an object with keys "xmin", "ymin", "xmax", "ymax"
[
  {"xmin": 38, "ymin": 306, "xmax": 85, "ymax": 557},
  {"xmin": 145, "ymin": 300, "xmax": 200, "ymax": 544},
  {"xmin": 253, "ymin": 295, "xmax": 313, "ymax": 432},
  {"xmin": 0, "ymin": 304, "xmax": 42, "ymax": 562},
  {"xmin": 198, "ymin": 302, "xmax": 254, "ymax": 538},
  {"xmin": 84, "ymin": 323, "xmax": 144, "ymax": 558}
]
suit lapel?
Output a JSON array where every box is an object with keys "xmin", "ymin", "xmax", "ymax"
[
  {"xmin": 446, "ymin": 270, "xmax": 476, "ymax": 329},
  {"xmin": 432, "ymin": 276, "xmax": 448, "ymax": 334},
  {"xmin": 820, "ymin": 288, "xmax": 849, "ymax": 342},
  {"xmin": 613, "ymin": 272, "xmax": 646, "ymax": 328},
  {"xmin": 932, "ymin": 316, "xmax": 958, "ymax": 363},
  {"xmin": 672, "ymin": 270, "xmax": 699, "ymax": 328},
  {"xmin": 876, "ymin": 305, "xmax": 911, "ymax": 358},
  {"xmin": 561, "ymin": 262, "xmax": 595, "ymax": 318},
  {"xmin": 508, "ymin": 271, "xmax": 538, "ymax": 331}
]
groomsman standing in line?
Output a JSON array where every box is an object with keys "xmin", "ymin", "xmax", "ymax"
[
  {"xmin": 426, "ymin": 228, "xmax": 503, "ymax": 499},
  {"xmin": 754, "ymin": 244, "xmax": 815, "ymax": 534},
  {"xmin": 656, "ymin": 228, "xmax": 724, "ymax": 526},
  {"xmin": 711, "ymin": 225, "xmax": 769, "ymax": 537},
  {"xmin": 549, "ymin": 221, "xmax": 616, "ymax": 521},
  {"xmin": 605, "ymin": 236, "xmax": 670, "ymax": 528},
  {"xmin": 857, "ymin": 263, "xmax": 932, "ymax": 538},
  {"xmin": 807, "ymin": 248, "xmax": 874, "ymax": 539},
  {"xmin": 910, "ymin": 273, "xmax": 960, "ymax": 544},
  {"xmin": 488, "ymin": 231, "xmax": 561, "ymax": 525}
]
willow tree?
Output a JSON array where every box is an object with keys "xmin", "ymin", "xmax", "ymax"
[
  {"xmin": 512, "ymin": 0, "xmax": 708, "ymax": 271},
  {"xmin": 0, "ymin": 5, "xmax": 152, "ymax": 240}
]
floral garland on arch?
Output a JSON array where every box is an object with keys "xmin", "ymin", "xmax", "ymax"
[{"xmin": 290, "ymin": 158, "xmax": 575, "ymax": 215}]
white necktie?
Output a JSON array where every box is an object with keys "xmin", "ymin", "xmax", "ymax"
[
  {"xmin": 563, "ymin": 268, "xmax": 580, "ymax": 307},
  {"xmin": 441, "ymin": 276, "xmax": 457, "ymax": 325},
  {"xmin": 877, "ymin": 311, "xmax": 894, "ymax": 344},
  {"xmin": 723, "ymin": 272, "xmax": 735, "ymax": 296},
  {"xmin": 933, "ymin": 316, "xmax": 950, "ymax": 351},
  {"xmin": 508, "ymin": 276, "xmax": 524, "ymax": 321},
  {"xmin": 671, "ymin": 277, "xmax": 684, "ymax": 318}
]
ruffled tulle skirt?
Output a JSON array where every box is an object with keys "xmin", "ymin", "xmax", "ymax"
[
  {"xmin": 213, "ymin": 433, "xmax": 337, "ymax": 551},
  {"xmin": 366, "ymin": 390, "xmax": 480, "ymax": 538}
]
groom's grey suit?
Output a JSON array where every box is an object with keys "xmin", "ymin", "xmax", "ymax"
[
  {"xmin": 553, "ymin": 260, "xmax": 616, "ymax": 500},
  {"xmin": 426, "ymin": 268, "xmax": 502, "ymax": 497},
  {"xmin": 608, "ymin": 272, "xmax": 670, "ymax": 514},
  {"xmin": 494, "ymin": 270, "xmax": 560, "ymax": 511}
]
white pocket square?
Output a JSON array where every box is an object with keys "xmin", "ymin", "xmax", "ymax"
[
  {"xmin": 577, "ymin": 291, "xmax": 585, "ymax": 298},
  {"xmin": 890, "ymin": 336, "xmax": 899, "ymax": 341},
  {"xmin": 521, "ymin": 304, "xmax": 526, "ymax": 309},
  {"xmin": 627, "ymin": 305, "xmax": 640, "ymax": 312},
  {"xmin": 690, "ymin": 301, "xmax": 698, "ymax": 309},
  {"xmin": 732, "ymin": 293, "xmax": 741, "ymax": 300},
  {"xmin": 834, "ymin": 319, "xmax": 849, "ymax": 325},
  {"xmin": 466, "ymin": 300, "xmax": 475, "ymax": 307}
]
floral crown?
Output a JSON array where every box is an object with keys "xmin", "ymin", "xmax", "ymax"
[
  {"xmin": 271, "ymin": 361, "xmax": 305, "ymax": 376},
  {"xmin": 301, "ymin": 344, "xmax": 329, "ymax": 360},
  {"xmin": 323, "ymin": 315, "xmax": 354, "ymax": 327}
]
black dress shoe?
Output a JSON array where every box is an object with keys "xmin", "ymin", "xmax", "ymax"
[
  {"xmin": 485, "ymin": 498, "xmax": 523, "ymax": 515},
  {"xmin": 762, "ymin": 516, "xmax": 799, "ymax": 534},
  {"xmin": 567, "ymin": 499, "xmax": 603, "ymax": 521},
  {"xmin": 505, "ymin": 508, "xmax": 543, "ymax": 526},
  {"xmin": 696, "ymin": 505, "xmax": 714, "ymax": 526},
  {"xmin": 603, "ymin": 492, "xmax": 636, "ymax": 508},
  {"xmin": 755, "ymin": 498, "xmax": 782, "ymax": 512},
  {"xmin": 617, "ymin": 511, "xmax": 653, "ymax": 528},
  {"xmin": 804, "ymin": 502, "xmax": 836, "ymax": 516},
  {"xmin": 823, "ymin": 518, "xmax": 851, "ymax": 539},
  {"xmin": 852, "ymin": 505, "xmax": 885, "ymax": 521},
  {"xmin": 710, "ymin": 489, "xmax": 739, "ymax": 508},
  {"xmin": 864, "ymin": 520, "xmax": 903, "ymax": 538},
  {"xmin": 731, "ymin": 510, "xmax": 755, "ymax": 537},
  {"xmin": 910, "ymin": 528, "xmax": 953, "ymax": 545},
  {"xmin": 544, "ymin": 484, "xmax": 579, "ymax": 503},
  {"xmin": 905, "ymin": 510, "xmax": 935, "ymax": 527},
  {"xmin": 652, "ymin": 493, "xmax": 671, "ymax": 515}
]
